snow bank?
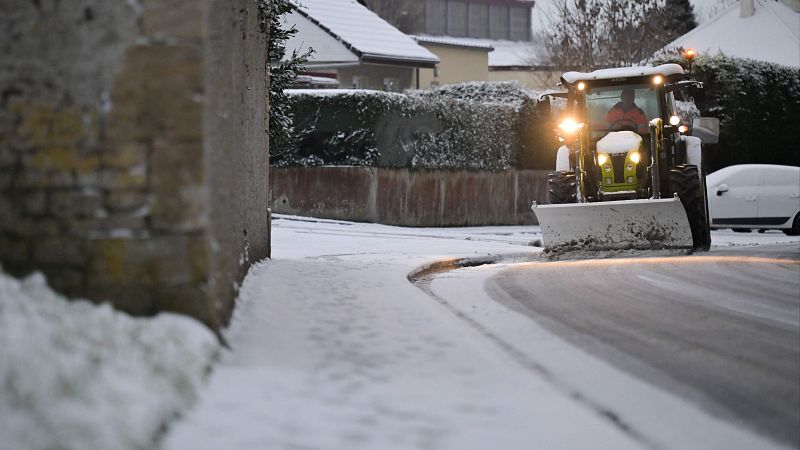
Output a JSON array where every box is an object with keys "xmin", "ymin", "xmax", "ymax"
[{"xmin": 0, "ymin": 270, "xmax": 220, "ymax": 450}]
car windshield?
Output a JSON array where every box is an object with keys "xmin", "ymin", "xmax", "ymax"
[{"xmin": 586, "ymin": 85, "xmax": 659, "ymax": 137}]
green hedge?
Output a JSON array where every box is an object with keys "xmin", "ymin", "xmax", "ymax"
[
  {"xmin": 273, "ymin": 82, "xmax": 556, "ymax": 171},
  {"xmin": 657, "ymin": 54, "xmax": 800, "ymax": 170}
]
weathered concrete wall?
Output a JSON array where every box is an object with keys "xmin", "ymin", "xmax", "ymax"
[
  {"xmin": 205, "ymin": 0, "xmax": 270, "ymax": 325},
  {"xmin": 270, "ymin": 167, "xmax": 548, "ymax": 226},
  {"xmin": 0, "ymin": 0, "xmax": 269, "ymax": 330}
]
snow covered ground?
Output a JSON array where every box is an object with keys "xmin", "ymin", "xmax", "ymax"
[
  {"xmin": 0, "ymin": 271, "xmax": 219, "ymax": 450},
  {"xmin": 164, "ymin": 215, "xmax": 799, "ymax": 450},
  {"xmin": 1, "ymin": 215, "xmax": 796, "ymax": 449}
]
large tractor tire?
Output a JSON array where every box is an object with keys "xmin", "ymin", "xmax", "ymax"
[
  {"xmin": 670, "ymin": 164, "xmax": 711, "ymax": 252},
  {"xmin": 547, "ymin": 171, "xmax": 577, "ymax": 204}
]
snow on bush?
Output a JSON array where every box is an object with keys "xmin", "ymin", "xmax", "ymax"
[
  {"xmin": 653, "ymin": 53, "xmax": 800, "ymax": 170},
  {"xmin": 276, "ymin": 82, "xmax": 554, "ymax": 171},
  {"xmin": 0, "ymin": 269, "xmax": 220, "ymax": 450},
  {"xmin": 690, "ymin": 55, "xmax": 800, "ymax": 169},
  {"xmin": 409, "ymin": 80, "xmax": 540, "ymax": 110}
]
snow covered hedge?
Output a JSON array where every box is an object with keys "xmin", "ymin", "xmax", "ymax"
[
  {"xmin": 690, "ymin": 55, "xmax": 800, "ymax": 169},
  {"xmin": 273, "ymin": 82, "xmax": 554, "ymax": 170},
  {"xmin": 0, "ymin": 269, "xmax": 220, "ymax": 450},
  {"xmin": 656, "ymin": 54, "xmax": 800, "ymax": 170}
]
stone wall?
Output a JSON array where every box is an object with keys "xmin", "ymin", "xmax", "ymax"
[
  {"xmin": 270, "ymin": 167, "xmax": 548, "ymax": 226},
  {"xmin": 0, "ymin": 0, "xmax": 269, "ymax": 331}
]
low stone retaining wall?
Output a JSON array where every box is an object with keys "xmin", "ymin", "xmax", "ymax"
[
  {"xmin": 0, "ymin": 0, "xmax": 269, "ymax": 331},
  {"xmin": 270, "ymin": 167, "xmax": 548, "ymax": 226}
]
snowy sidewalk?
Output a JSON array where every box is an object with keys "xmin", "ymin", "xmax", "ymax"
[
  {"xmin": 165, "ymin": 217, "xmax": 799, "ymax": 450},
  {"xmin": 164, "ymin": 216, "xmax": 648, "ymax": 449}
]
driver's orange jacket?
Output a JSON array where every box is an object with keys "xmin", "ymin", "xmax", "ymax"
[{"xmin": 604, "ymin": 102, "xmax": 649, "ymax": 133}]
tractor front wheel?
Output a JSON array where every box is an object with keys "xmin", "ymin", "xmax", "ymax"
[
  {"xmin": 547, "ymin": 171, "xmax": 577, "ymax": 204},
  {"xmin": 670, "ymin": 164, "xmax": 711, "ymax": 252}
]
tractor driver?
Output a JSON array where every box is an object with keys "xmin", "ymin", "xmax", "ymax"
[{"xmin": 605, "ymin": 87, "xmax": 649, "ymax": 134}]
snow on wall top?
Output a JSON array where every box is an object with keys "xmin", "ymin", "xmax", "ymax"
[
  {"xmin": 664, "ymin": 0, "xmax": 800, "ymax": 68},
  {"xmin": 291, "ymin": 0, "xmax": 439, "ymax": 67},
  {"xmin": 562, "ymin": 64, "xmax": 685, "ymax": 84}
]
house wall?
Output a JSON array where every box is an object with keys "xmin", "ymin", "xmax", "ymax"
[
  {"xmin": 417, "ymin": 43, "xmax": 490, "ymax": 88},
  {"xmin": 488, "ymin": 68, "xmax": 561, "ymax": 90},
  {"xmin": 0, "ymin": 0, "xmax": 269, "ymax": 331},
  {"xmin": 337, "ymin": 64, "xmax": 415, "ymax": 91},
  {"xmin": 270, "ymin": 167, "xmax": 548, "ymax": 226}
]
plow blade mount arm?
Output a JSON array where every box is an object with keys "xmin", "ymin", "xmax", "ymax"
[{"xmin": 532, "ymin": 198, "xmax": 693, "ymax": 252}]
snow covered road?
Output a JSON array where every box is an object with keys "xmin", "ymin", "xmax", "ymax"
[
  {"xmin": 165, "ymin": 216, "xmax": 799, "ymax": 450},
  {"xmin": 482, "ymin": 247, "xmax": 799, "ymax": 448}
]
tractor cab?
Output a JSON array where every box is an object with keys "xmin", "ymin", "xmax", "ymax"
[{"xmin": 556, "ymin": 66, "xmax": 687, "ymax": 202}]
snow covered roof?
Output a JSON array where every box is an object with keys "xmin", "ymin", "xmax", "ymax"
[
  {"xmin": 663, "ymin": 0, "xmax": 800, "ymax": 67},
  {"xmin": 562, "ymin": 64, "xmax": 685, "ymax": 84},
  {"xmin": 414, "ymin": 35, "xmax": 543, "ymax": 67},
  {"xmin": 413, "ymin": 36, "xmax": 494, "ymax": 51},
  {"xmin": 290, "ymin": 0, "xmax": 439, "ymax": 68}
]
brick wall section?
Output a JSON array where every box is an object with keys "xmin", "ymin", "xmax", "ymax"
[
  {"xmin": 0, "ymin": 0, "xmax": 269, "ymax": 330},
  {"xmin": 270, "ymin": 167, "xmax": 548, "ymax": 226}
]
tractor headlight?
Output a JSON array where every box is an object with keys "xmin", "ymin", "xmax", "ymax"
[
  {"xmin": 597, "ymin": 153, "xmax": 609, "ymax": 165},
  {"xmin": 626, "ymin": 163, "xmax": 634, "ymax": 170},
  {"xmin": 669, "ymin": 115, "xmax": 681, "ymax": 126},
  {"xmin": 558, "ymin": 117, "xmax": 583, "ymax": 135},
  {"xmin": 629, "ymin": 152, "xmax": 641, "ymax": 164},
  {"xmin": 604, "ymin": 177, "xmax": 613, "ymax": 185},
  {"xmin": 627, "ymin": 176, "xmax": 634, "ymax": 183}
]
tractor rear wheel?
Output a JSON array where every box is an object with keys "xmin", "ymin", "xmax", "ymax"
[
  {"xmin": 547, "ymin": 171, "xmax": 577, "ymax": 204},
  {"xmin": 670, "ymin": 164, "xmax": 711, "ymax": 252}
]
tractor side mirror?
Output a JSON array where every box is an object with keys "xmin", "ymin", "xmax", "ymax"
[
  {"xmin": 717, "ymin": 184, "xmax": 729, "ymax": 196},
  {"xmin": 692, "ymin": 117, "xmax": 719, "ymax": 145}
]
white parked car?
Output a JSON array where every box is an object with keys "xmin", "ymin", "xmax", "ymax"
[{"xmin": 706, "ymin": 164, "xmax": 800, "ymax": 235}]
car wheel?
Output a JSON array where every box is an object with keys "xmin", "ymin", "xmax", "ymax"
[
  {"xmin": 547, "ymin": 171, "xmax": 577, "ymax": 204},
  {"xmin": 783, "ymin": 214, "xmax": 800, "ymax": 236}
]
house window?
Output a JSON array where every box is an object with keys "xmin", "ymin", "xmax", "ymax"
[
  {"xmin": 425, "ymin": 0, "xmax": 530, "ymax": 41},
  {"xmin": 447, "ymin": 1, "xmax": 467, "ymax": 36},
  {"xmin": 489, "ymin": 4, "xmax": 509, "ymax": 39},
  {"xmin": 509, "ymin": 6, "xmax": 530, "ymax": 41},
  {"xmin": 426, "ymin": 0, "xmax": 446, "ymax": 35},
  {"xmin": 468, "ymin": 3, "xmax": 489, "ymax": 38}
]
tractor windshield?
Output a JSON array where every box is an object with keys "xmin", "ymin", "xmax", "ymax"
[{"xmin": 586, "ymin": 85, "xmax": 659, "ymax": 137}]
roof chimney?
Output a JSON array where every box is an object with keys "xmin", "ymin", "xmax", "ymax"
[{"xmin": 740, "ymin": 0, "xmax": 755, "ymax": 17}]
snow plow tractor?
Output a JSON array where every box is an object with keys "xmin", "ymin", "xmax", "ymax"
[{"xmin": 532, "ymin": 62, "xmax": 720, "ymax": 253}]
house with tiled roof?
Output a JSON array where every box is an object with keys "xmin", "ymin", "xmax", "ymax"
[{"xmin": 284, "ymin": 0, "xmax": 440, "ymax": 91}]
